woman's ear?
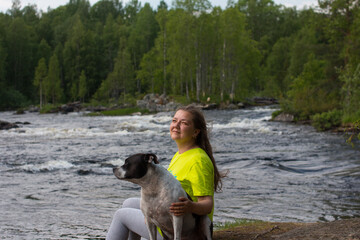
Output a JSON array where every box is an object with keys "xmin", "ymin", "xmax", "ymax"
[{"xmin": 193, "ymin": 129, "xmax": 200, "ymax": 138}]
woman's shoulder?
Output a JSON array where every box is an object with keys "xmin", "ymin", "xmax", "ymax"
[{"xmin": 186, "ymin": 148, "xmax": 212, "ymax": 166}]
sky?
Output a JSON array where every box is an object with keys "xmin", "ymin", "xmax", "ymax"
[{"xmin": 0, "ymin": 0, "xmax": 319, "ymax": 13}]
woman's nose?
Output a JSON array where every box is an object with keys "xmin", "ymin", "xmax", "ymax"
[{"xmin": 172, "ymin": 121, "xmax": 180, "ymax": 128}]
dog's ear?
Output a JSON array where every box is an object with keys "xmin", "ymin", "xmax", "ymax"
[{"xmin": 145, "ymin": 153, "xmax": 159, "ymax": 164}]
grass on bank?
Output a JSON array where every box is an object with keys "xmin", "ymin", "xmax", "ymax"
[
  {"xmin": 86, "ymin": 107, "xmax": 150, "ymax": 116},
  {"xmin": 214, "ymin": 218, "xmax": 264, "ymax": 230}
]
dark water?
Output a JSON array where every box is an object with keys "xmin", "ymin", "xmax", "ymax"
[{"xmin": 0, "ymin": 106, "xmax": 359, "ymax": 239}]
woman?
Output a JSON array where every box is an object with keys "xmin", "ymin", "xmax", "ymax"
[{"xmin": 106, "ymin": 105, "xmax": 224, "ymax": 240}]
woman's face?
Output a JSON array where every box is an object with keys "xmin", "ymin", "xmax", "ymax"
[{"xmin": 170, "ymin": 110, "xmax": 199, "ymax": 144}]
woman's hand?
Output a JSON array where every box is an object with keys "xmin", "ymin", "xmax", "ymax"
[
  {"xmin": 169, "ymin": 196, "xmax": 213, "ymax": 216},
  {"xmin": 169, "ymin": 197, "xmax": 192, "ymax": 216}
]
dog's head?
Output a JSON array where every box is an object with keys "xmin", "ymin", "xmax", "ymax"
[{"xmin": 113, "ymin": 153, "xmax": 159, "ymax": 180}]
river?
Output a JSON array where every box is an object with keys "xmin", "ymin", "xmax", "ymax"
[{"xmin": 0, "ymin": 106, "xmax": 359, "ymax": 239}]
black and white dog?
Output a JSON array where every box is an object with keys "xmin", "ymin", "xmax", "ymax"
[{"xmin": 113, "ymin": 153, "xmax": 212, "ymax": 240}]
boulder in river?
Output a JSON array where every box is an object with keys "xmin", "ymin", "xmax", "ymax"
[
  {"xmin": 0, "ymin": 120, "xmax": 19, "ymax": 130},
  {"xmin": 59, "ymin": 101, "xmax": 83, "ymax": 114},
  {"xmin": 251, "ymin": 97, "xmax": 279, "ymax": 105}
]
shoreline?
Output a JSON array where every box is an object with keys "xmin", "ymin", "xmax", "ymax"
[{"xmin": 213, "ymin": 218, "xmax": 360, "ymax": 240}]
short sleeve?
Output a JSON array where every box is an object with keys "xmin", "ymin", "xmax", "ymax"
[{"xmin": 188, "ymin": 160, "xmax": 214, "ymax": 197}]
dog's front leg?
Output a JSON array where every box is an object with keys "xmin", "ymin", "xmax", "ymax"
[
  {"xmin": 145, "ymin": 218, "xmax": 157, "ymax": 240},
  {"xmin": 172, "ymin": 215, "xmax": 183, "ymax": 240}
]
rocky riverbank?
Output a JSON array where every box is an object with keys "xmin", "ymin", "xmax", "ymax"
[
  {"xmin": 1, "ymin": 95, "xmax": 279, "ymax": 129},
  {"xmin": 8, "ymin": 94, "xmax": 279, "ymax": 115},
  {"xmin": 137, "ymin": 94, "xmax": 278, "ymax": 112}
]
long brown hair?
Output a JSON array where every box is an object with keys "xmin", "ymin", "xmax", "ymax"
[{"xmin": 176, "ymin": 105, "xmax": 226, "ymax": 192}]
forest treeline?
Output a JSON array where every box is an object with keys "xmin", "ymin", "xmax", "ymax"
[{"xmin": 0, "ymin": 0, "xmax": 359, "ymax": 127}]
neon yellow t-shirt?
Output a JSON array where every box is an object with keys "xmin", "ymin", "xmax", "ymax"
[{"xmin": 168, "ymin": 148, "xmax": 214, "ymax": 220}]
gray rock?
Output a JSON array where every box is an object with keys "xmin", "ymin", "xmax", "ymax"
[
  {"xmin": 137, "ymin": 94, "xmax": 179, "ymax": 112},
  {"xmin": 227, "ymin": 103, "xmax": 238, "ymax": 110},
  {"xmin": 273, "ymin": 113, "xmax": 294, "ymax": 122}
]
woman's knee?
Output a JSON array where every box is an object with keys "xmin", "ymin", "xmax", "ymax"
[
  {"xmin": 122, "ymin": 197, "xmax": 140, "ymax": 209},
  {"xmin": 112, "ymin": 208, "xmax": 127, "ymax": 222}
]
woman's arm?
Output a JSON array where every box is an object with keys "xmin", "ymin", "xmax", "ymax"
[{"xmin": 169, "ymin": 196, "xmax": 213, "ymax": 216}]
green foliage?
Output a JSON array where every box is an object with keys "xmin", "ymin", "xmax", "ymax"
[
  {"xmin": 345, "ymin": 119, "xmax": 360, "ymax": 147},
  {"xmin": 170, "ymin": 94, "xmax": 193, "ymax": 105},
  {"xmin": 271, "ymin": 110, "xmax": 283, "ymax": 119},
  {"xmin": 312, "ymin": 109, "xmax": 342, "ymax": 131},
  {"xmin": 39, "ymin": 104, "xmax": 59, "ymax": 114},
  {"xmin": 0, "ymin": 87, "xmax": 29, "ymax": 110},
  {"xmin": 0, "ymin": 38, "xmax": 7, "ymax": 82},
  {"xmin": 340, "ymin": 63, "xmax": 360, "ymax": 122},
  {"xmin": 286, "ymin": 54, "xmax": 339, "ymax": 120}
]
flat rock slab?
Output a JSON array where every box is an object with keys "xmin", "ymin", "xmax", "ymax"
[{"xmin": 213, "ymin": 218, "xmax": 360, "ymax": 240}]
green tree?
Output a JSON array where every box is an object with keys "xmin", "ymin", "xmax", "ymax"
[
  {"xmin": 174, "ymin": 0, "xmax": 212, "ymax": 13},
  {"xmin": 103, "ymin": 14, "xmax": 120, "ymax": 72},
  {"xmin": 90, "ymin": 0, "xmax": 123, "ymax": 24},
  {"xmin": 22, "ymin": 4, "xmax": 39, "ymax": 26},
  {"xmin": 95, "ymin": 35, "xmax": 134, "ymax": 102},
  {"xmin": 63, "ymin": 14, "xmax": 86, "ymax": 100},
  {"xmin": 128, "ymin": 3, "xmax": 158, "ymax": 92},
  {"xmin": 124, "ymin": 0, "xmax": 141, "ymax": 25},
  {"xmin": 219, "ymin": 8, "xmax": 259, "ymax": 101},
  {"xmin": 286, "ymin": 23, "xmax": 318, "ymax": 81},
  {"xmin": 0, "ymin": 37, "xmax": 6, "ymax": 85},
  {"xmin": 167, "ymin": 8, "xmax": 196, "ymax": 100},
  {"xmin": 6, "ymin": 17, "xmax": 36, "ymax": 99},
  {"xmin": 8, "ymin": 0, "xmax": 22, "ymax": 18},
  {"xmin": 34, "ymin": 58, "xmax": 47, "ymax": 108},
  {"xmin": 37, "ymin": 39, "xmax": 52, "ymax": 63},
  {"xmin": 46, "ymin": 53, "xmax": 63, "ymax": 104},
  {"xmin": 319, "ymin": 0, "xmax": 359, "ymax": 65},
  {"xmin": 155, "ymin": 1, "xmax": 169, "ymax": 95},
  {"xmin": 343, "ymin": 6, "xmax": 360, "ymax": 71},
  {"xmin": 137, "ymin": 48, "xmax": 158, "ymax": 93},
  {"xmin": 236, "ymin": 0, "xmax": 281, "ymax": 42},
  {"xmin": 264, "ymin": 37, "xmax": 292, "ymax": 97},
  {"xmin": 78, "ymin": 70, "xmax": 87, "ymax": 102}
]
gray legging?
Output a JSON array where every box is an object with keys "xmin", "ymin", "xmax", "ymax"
[{"xmin": 106, "ymin": 197, "xmax": 164, "ymax": 240}]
